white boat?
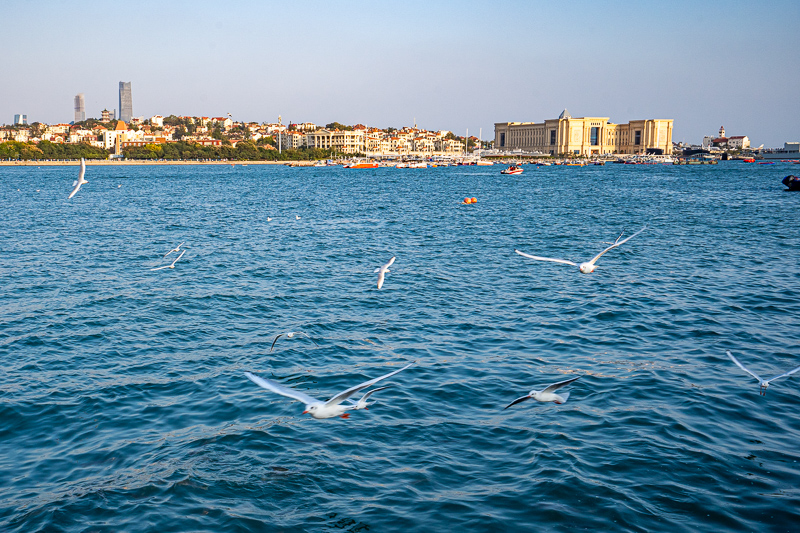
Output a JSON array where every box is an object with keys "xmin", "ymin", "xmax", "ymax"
[
  {"xmin": 501, "ymin": 165, "xmax": 523, "ymax": 175},
  {"xmin": 760, "ymin": 142, "xmax": 800, "ymax": 160}
]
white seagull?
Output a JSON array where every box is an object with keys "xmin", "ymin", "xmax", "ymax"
[
  {"xmin": 163, "ymin": 242, "xmax": 185, "ymax": 259},
  {"xmin": 727, "ymin": 351, "xmax": 800, "ymax": 396},
  {"xmin": 244, "ymin": 362, "xmax": 414, "ymax": 419},
  {"xmin": 349, "ymin": 386, "xmax": 391, "ymax": 410},
  {"xmin": 504, "ymin": 376, "xmax": 581, "ymax": 409},
  {"xmin": 267, "ymin": 217, "xmax": 272, "ymax": 222},
  {"xmin": 375, "ymin": 256, "xmax": 396, "ymax": 289},
  {"xmin": 296, "ymin": 215, "xmax": 301, "ymax": 220},
  {"xmin": 515, "ymin": 226, "xmax": 647, "ymax": 274},
  {"xmin": 68, "ymin": 158, "xmax": 87, "ymax": 199},
  {"xmin": 270, "ymin": 331, "xmax": 319, "ymax": 352},
  {"xmin": 150, "ymin": 249, "xmax": 186, "ymax": 271}
]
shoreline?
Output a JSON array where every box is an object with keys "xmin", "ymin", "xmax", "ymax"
[{"xmin": 0, "ymin": 160, "xmax": 303, "ymax": 166}]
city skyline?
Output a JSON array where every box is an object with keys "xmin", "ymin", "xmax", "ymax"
[{"xmin": 2, "ymin": 0, "xmax": 798, "ymax": 147}]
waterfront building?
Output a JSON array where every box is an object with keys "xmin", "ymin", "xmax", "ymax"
[
  {"xmin": 150, "ymin": 115, "xmax": 164, "ymax": 127},
  {"xmin": 13, "ymin": 114, "xmax": 27, "ymax": 126},
  {"xmin": 306, "ymin": 129, "xmax": 366, "ymax": 154},
  {"xmin": 74, "ymin": 94, "xmax": 86, "ymax": 123},
  {"xmin": 703, "ymin": 126, "xmax": 750, "ymax": 150},
  {"xmin": 494, "ymin": 109, "xmax": 673, "ymax": 156},
  {"xmin": 119, "ymin": 82, "xmax": 133, "ymax": 122}
]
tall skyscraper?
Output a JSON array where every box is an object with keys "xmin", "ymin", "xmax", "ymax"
[
  {"xmin": 13, "ymin": 114, "xmax": 27, "ymax": 125},
  {"xmin": 119, "ymin": 81, "xmax": 132, "ymax": 122},
  {"xmin": 74, "ymin": 93, "xmax": 86, "ymax": 123}
]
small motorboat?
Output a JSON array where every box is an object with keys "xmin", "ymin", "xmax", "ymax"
[
  {"xmin": 501, "ymin": 165, "xmax": 523, "ymax": 175},
  {"xmin": 782, "ymin": 175, "xmax": 800, "ymax": 191}
]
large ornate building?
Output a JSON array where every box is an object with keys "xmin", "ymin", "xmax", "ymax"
[{"xmin": 494, "ymin": 110, "xmax": 673, "ymax": 156}]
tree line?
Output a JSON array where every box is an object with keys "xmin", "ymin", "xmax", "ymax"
[{"xmin": 0, "ymin": 141, "xmax": 110, "ymax": 160}]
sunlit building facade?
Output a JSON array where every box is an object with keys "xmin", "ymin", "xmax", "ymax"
[{"xmin": 494, "ymin": 110, "xmax": 673, "ymax": 156}]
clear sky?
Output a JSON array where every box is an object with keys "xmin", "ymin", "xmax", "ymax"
[{"xmin": 2, "ymin": 0, "xmax": 798, "ymax": 147}]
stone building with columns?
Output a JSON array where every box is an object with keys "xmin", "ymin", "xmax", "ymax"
[{"xmin": 494, "ymin": 109, "xmax": 673, "ymax": 156}]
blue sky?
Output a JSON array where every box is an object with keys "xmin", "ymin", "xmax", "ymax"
[{"xmin": 2, "ymin": 0, "xmax": 798, "ymax": 146}]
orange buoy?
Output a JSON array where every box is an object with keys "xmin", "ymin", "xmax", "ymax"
[
  {"xmin": 471, "ymin": 197, "xmax": 477, "ymax": 203},
  {"xmin": 464, "ymin": 197, "xmax": 471, "ymax": 204}
]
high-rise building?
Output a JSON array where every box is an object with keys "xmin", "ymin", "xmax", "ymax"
[
  {"xmin": 13, "ymin": 114, "xmax": 27, "ymax": 125},
  {"xmin": 119, "ymin": 81, "xmax": 132, "ymax": 122},
  {"xmin": 74, "ymin": 93, "xmax": 86, "ymax": 123}
]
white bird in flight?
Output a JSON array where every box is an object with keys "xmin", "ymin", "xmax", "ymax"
[
  {"xmin": 267, "ymin": 217, "xmax": 272, "ymax": 222},
  {"xmin": 727, "ymin": 351, "xmax": 800, "ymax": 396},
  {"xmin": 68, "ymin": 158, "xmax": 87, "ymax": 199},
  {"xmin": 296, "ymin": 215, "xmax": 301, "ymax": 220},
  {"xmin": 270, "ymin": 331, "xmax": 319, "ymax": 352},
  {"xmin": 349, "ymin": 386, "xmax": 391, "ymax": 410},
  {"xmin": 375, "ymin": 256, "xmax": 395, "ymax": 289},
  {"xmin": 244, "ymin": 362, "xmax": 414, "ymax": 419},
  {"xmin": 163, "ymin": 242, "xmax": 185, "ymax": 259},
  {"xmin": 515, "ymin": 226, "xmax": 647, "ymax": 274},
  {"xmin": 150, "ymin": 250, "xmax": 186, "ymax": 271},
  {"xmin": 504, "ymin": 376, "xmax": 581, "ymax": 409}
]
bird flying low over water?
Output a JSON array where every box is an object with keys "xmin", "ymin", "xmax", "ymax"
[
  {"xmin": 163, "ymin": 242, "xmax": 185, "ymax": 258},
  {"xmin": 515, "ymin": 226, "xmax": 647, "ymax": 274},
  {"xmin": 375, "ymin": 256, "xmax": 395, "ymax": 289},
  {"xmin": 727, "ymin": 351, "xmax": 800, "ymax": 396},
  {"xmin": 350, "ymin": 386, "xmax": 391, "ymax": 410},
  {"xmin": 150, "ymin": 249, "xmax": 186, "ymax": 271},
  {"xmin": 244, "ymin": 362, "xmax": 414, "ymax": 419},
  {"xmin": 504, "ymin": 376, "xmax": 581, "ymax": 409},
  {"xmin": 270, "ymin": 331, "xmax": 319, "ymax": 352},
  {"xmin": 68, "ymin": 158, "xmax": 87, "ymax": 199}
]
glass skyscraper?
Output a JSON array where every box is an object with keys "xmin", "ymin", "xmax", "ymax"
[
  {"xmin": 74, "ymin": 93, "xmax": 86, "ymax": 123},
  {"xmin": 119, "ymin": 82, "xmax": 132, "ymax": 122}
]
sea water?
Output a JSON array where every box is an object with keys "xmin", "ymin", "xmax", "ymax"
[{"xmin": 1, "ymin": 162, "xmax": 799, "ymax": 532}]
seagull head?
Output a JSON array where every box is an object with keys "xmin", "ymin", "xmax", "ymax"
[
  {"xmin": 579, "ymin": 262, "xmax": 597, "ymax": 274},
  {"xmin": 760, "ymin": 381, "xmax": 769, "ymax": 395}
]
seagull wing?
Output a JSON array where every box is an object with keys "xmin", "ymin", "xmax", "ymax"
[
  {"xmin": 299, "ymin": 332, "xmax": 319, "ymax": 347},
  {"xmin": 515, "ymin": 249, "xmax": 576, "ymax": 266},
  {"xmin": 244, "ymin": 372, "xmax": 320, "ymax": 405},
  {"xmin": 79, "ymin": 158, "xmax": 86, "ymax": 181},
  {"xmin": 68, "ymin": 183, "xmax": 81, "ymax": 199},
  {"xmin": 150, "ymin": 264, "xmax": 171, "ymax": 271},
  {"xmin": 766, "ymin": 364, "xmax": 800, "ymax": 384},
  {"xmin": 541, "ymin": 376, "xmax": 581, "ymax": 394},
  {"xmin": 325, "ymin": 362, "xmax": 414, "ymax": 407},
  {"xmin": 357, "ymin": 385, "xmax": 391, "ymax": 405},
  {"xmin": 384, "ymin": 256, "xmax": 396, "ymax": 269},
  {"xmin": 586, "ymin": 226, "xmax": 647, "ymax": 266},
  {"xmin": 377, "ymin": 271, "xmax": 386, "ymax": 289},
  {"xmin": 170, "ymin": 250, "xmax": 185, "ymax": 266},
  {"xmin": 727, "ymin": 351, "xmax": 763, "ymax": 383},
  {"xmin": 270, "ymin": 334, "xmax": 284, "ymax": 352},
  {"xmin": 163, "ymin": 249, "xmax": 174, "ymax": 259},
  {"xmin": 504, "ymin": 394, "xmax": 532, "ymax": 410}
]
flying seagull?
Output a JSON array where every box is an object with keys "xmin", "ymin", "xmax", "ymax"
[
  {"xmin": 244, "ymin": 362, "xmax": 414, "ymax": 419},
  {"xmin": 163, "ymin": 242, "xmax": 185, "ymax": 259},
  {"xmin": 68, "ymin": 158, "xmax": 87, "ymax": 199},
  {"xmin": 350, "ymin": 386, "xmax": 391, "ymax": 410},
  {"xmin": 504, "ymin": 376, "xmax": 581, "ymax": 409},
  {"xmin": 270, "ymin": 331, "xmax": 319, "ymax": 352},
  {"xmin": 727, "ymin": 350, "xmax": 800, "ymax": 396},
  {"xmin": 150, "ymin": 249, "xmax": 186, "ymax": 271},
  {"xmin": 515, "ymin": 226, "xmax": 647, "ymax": 274},
  {"xmin": 375, "ymin": 256, "xmax": 396, "ymax": 289},
  {"xmin": 296, "ymin": 215, "xmax": 301, "ymax": 220}
]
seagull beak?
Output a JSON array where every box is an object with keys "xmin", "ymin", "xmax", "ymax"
[{"xmin": 302, "ymin": 410, "xmax": 309, "ymax": 414}]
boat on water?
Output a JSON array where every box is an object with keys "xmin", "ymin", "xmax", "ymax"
[
  {"xmin": 782, "ymin": 175, "xmax": 800, "ymax": 191},
  {"xmin": 476, "ymin": 160, "xmax": 494, "ymax": 166},
  {"xmin": 344, "ymin": 161, "xmax": 379, "ymax": 169},
  {"xmin": 501, "ymin": 165, "xmax": 523, "ymax": 175},
  {"xmin": 760, "ymin": 142, "xmax": 800, "ymax": 160}
]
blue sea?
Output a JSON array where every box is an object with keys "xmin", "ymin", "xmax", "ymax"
[{"xmin": 1, "ymin": 161, "xmax": 799, "ymax": 532}]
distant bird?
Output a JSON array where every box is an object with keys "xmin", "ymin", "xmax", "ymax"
[
  {"xmin": 296, "ymin": 215, "xmax": 301, "ymax": 220},
  {"xmin": 727, "ymin": 350, "xmax": 800, "ymax": 396},
  {"xmin": 267, "ymin": 217, "xmax": 272, "ymax": 222},
  {"xmin": 270, "ymin": 331, "xmax": 319, "ymax": 352},
  {"xmin": 68, "ymin": 158, "xmax": 87, "ymax": 199},
  {"xmin": 350, "ymin": 386, "xmax": 391, "ymax": 410},
  {"xmin": 163, "ymin": 242, "xmax": 185, "ymax": 259},
  {"xmin": 150, "ymin": 249, "xmax": 185, "ymax": 271},
  {"xmin": 515, "ymin": 226, "xmax": 647, "ymax": 274},
  {"xmin": 375, "ymin": 256, "xmax": 396, "ymax": 289},
  {"xmin": 504, "ymin": 376, "xmax": 581, "ymax": 409},
  {"xmin": 244, "ymin": 362, "xmax": 414, "ymax": 419}
]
